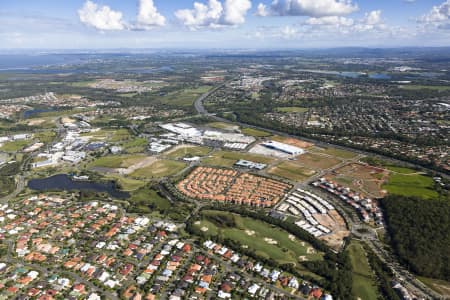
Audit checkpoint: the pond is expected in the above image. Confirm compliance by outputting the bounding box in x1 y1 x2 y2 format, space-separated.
28 174 129 199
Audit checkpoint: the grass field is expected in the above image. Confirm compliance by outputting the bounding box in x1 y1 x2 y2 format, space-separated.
400 85 450 91
88 154 146 169
81 128 132 142
34 131 57 143
275 107 309 113
207 122 238 131
121 138 148 153
0 140 30 152
165 146 211 160
313 147 358 160
202 150 275 168
128 188 171 214
383 169 438 199
418 276 450 297
241 127 272 137
104 174 146 191
296 153 341 170
161 86 211 107
131 159 187 179
196 210 323 265
268 161 315 182
347 241 379 300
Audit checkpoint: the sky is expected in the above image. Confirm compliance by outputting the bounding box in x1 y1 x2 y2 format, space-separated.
0 0 450 49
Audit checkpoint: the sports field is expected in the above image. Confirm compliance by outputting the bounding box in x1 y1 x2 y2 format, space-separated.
347 241 379 300
195 210 323 264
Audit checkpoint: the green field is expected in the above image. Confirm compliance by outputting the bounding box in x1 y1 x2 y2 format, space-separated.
104 174 146 191
241 127 272 137
400 85 450 91
202 150 275 168
207 122 238 130
418 277 450 297
314 147 358 160
195 210 323 265
128 187 171 214
131 160 187 179
383 169 438 199
121 138 148 153
347 241 379 300
0 140 30 152
34 131 57 143
81 128 131 142
88 154 146 169
161 86 211 107
165 146 211 160
268 161 315 182
275 107 309 113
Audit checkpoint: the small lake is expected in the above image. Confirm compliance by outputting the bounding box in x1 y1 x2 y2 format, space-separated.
28 174 129 199
23 108 57 119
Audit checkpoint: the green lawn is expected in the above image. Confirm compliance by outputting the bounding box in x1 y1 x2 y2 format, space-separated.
241 127 272 137
268 161 315 182
383 170 438 199
196 210 323 265
202 150 275 168
275 107 309 113
315 147 358 160
104 174 146 191
161 86 211 107
165 146 211 160
128 187 171 214
130 160 187 179
400 85 450 91
88 154 146 169
121 138 148 153
207 122 237 130
34 131 57 143
347 241 379 300
0 140 30 152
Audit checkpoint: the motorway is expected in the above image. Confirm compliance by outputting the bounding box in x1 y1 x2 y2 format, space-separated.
194 85 445 299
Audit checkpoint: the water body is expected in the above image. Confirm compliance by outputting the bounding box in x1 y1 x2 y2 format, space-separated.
28 174 129 199
23 108 57 119
369 73 391 80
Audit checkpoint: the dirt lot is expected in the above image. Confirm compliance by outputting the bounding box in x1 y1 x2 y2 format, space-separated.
272 136 314 148
314 210 350 251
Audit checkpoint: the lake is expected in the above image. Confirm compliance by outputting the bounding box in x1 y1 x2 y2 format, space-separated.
28 174 130 199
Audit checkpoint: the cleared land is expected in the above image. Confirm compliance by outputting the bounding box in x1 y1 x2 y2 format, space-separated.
383 168 438 199
202 150 275 168
347 241 379 300
271 136 314 149
312 147 358 160
130 159 187 179
268 161 315 182
207 122 239 131
195 210 323 264
326 163 389 198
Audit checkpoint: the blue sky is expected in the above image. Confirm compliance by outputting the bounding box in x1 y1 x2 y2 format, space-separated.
0 0 449 49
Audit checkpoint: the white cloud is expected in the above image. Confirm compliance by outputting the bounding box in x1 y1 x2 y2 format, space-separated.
364 10 381 25
78 0 126 31
305 16 354 26
419 0 450 25
223 0 252 25
262 0 358 18
256 3 269 16
175 0 251 30
135 0 166 29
